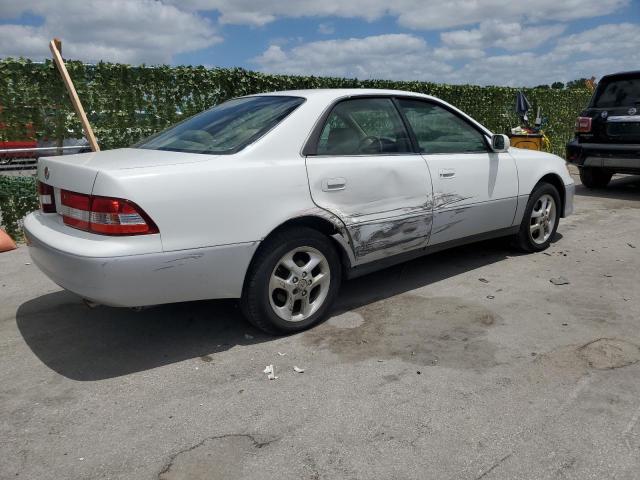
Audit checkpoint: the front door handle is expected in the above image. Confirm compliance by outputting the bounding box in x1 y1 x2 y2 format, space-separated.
439 168 456 179
322 177 346 191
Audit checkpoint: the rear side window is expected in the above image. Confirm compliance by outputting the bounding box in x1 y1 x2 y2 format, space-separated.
316 98 412 155
592 78 640 108
397 99 487 154
136 96 304 155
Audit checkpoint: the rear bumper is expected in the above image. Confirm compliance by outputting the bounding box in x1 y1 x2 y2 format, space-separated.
24 212 258 307
566 140 640 172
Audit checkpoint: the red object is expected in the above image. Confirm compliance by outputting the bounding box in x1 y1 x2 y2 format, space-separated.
58 187 158 235
38 181 56 213
0 117 37 159
0 228 17 252
575 116 592 133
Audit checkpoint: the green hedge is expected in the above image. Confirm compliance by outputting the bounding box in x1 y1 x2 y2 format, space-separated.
0 176 37 239
1 58 591 156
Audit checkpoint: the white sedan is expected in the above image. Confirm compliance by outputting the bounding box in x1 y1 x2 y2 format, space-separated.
25 89 575 333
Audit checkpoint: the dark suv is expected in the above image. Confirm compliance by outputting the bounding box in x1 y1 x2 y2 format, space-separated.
566 71 640 188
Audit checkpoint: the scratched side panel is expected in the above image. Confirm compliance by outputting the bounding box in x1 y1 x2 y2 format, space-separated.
348 211 433 263
424 152 519 246
430 197 518 246
306 154 434 264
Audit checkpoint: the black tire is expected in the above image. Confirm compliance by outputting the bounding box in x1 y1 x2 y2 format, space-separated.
579 167 613 189
515 183 561 253
240 227 342 335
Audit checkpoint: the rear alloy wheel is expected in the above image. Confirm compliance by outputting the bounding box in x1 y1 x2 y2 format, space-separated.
241 227 341 334
516 183 561 252
269 246 331 323
579 167 613 189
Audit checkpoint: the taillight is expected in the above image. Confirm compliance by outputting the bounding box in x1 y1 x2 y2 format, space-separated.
90 196 157 235
38 181 56 213
575 116 592 133
61 190 91 230
60 189 158 235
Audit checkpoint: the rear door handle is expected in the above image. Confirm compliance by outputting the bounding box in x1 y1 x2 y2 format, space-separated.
322 177 346 191
439 168 456 179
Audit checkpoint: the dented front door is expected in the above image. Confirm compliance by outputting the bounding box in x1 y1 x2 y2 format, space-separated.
305 97 433 264
395 98 518 246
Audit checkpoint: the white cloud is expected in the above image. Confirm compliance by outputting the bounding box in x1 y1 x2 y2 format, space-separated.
254 23 640 86
170 0 629 29
253 34 453 81
441 20 566 51
551 23 640 59
0 0 222 64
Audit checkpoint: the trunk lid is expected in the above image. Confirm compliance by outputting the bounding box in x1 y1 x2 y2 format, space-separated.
37 147 214 194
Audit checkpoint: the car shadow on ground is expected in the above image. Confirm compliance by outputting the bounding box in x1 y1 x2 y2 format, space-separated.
16 236 545 382
575 174 640 201
334 235 552 314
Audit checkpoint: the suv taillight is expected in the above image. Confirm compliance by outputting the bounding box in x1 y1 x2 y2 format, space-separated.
60 189 158 235
38 181 56 213
575 116 592 133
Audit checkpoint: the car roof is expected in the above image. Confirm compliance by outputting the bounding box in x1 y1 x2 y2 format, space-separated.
599 70 640 81
249 88 436 102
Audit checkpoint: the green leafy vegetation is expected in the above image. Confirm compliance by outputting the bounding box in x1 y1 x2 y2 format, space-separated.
0 176 37 239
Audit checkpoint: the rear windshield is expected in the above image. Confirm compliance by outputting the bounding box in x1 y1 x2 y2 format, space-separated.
136 96 304 154
591 78 640 108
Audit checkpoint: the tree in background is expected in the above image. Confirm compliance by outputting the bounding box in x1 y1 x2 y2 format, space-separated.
566 78 589 89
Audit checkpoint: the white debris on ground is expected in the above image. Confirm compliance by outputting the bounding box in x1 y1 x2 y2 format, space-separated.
263 365 277 380
293 366 305 373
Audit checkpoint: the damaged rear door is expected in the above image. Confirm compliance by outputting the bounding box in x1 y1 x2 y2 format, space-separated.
305 97 433 264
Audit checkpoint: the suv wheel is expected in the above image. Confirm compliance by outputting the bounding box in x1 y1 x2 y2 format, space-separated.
515 183 561 252
241 227 342 334
579 167 613 189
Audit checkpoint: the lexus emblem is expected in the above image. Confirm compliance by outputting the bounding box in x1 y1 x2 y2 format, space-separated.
629 107 637 115
44 166 50 180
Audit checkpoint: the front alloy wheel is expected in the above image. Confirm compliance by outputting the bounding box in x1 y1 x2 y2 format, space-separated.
516 183 561 252
529 193 556 245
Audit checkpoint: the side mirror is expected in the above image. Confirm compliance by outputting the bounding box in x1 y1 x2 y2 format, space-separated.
491 134 510 153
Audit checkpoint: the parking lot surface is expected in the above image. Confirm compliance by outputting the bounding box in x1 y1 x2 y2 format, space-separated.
2 171 640 479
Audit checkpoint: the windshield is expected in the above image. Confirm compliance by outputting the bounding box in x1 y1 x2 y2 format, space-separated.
591 78 640 108
135 96 304 154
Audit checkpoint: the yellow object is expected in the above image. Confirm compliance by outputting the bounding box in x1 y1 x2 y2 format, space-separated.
509 133 544 151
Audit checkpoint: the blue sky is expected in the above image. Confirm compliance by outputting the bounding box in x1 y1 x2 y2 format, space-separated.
0 0 638 86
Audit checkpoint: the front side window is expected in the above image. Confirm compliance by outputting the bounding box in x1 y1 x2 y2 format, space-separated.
397 99 487 154
316 98 412 155
136 96 304 155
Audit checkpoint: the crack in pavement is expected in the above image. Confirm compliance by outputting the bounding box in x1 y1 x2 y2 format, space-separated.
157 433 278 480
